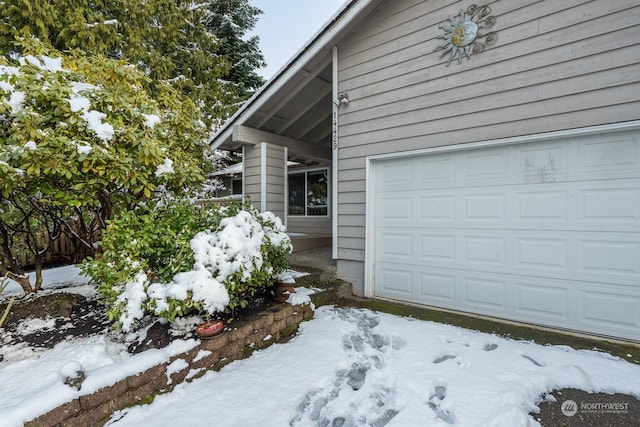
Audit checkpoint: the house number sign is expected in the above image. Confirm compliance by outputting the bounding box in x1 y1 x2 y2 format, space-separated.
332 110 338 150
435 4 498 66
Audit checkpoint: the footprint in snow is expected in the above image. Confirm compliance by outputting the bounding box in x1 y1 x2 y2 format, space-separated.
343 320 391 355
344 333 365 352
370 333 387 350
290 369 349 425
290 367 398 426
521 354 546 367
483 343 498 351
427 384 455 424
428 401 455 424
357 312 380 329
433 353 457 364
432 385 447 400
291 309 400 427
391 335 406 350
347 363 368 391
369 409 400 427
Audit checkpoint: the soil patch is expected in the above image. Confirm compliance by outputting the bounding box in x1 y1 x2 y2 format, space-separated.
1 287 279 358
1 292 111 353
126 291 279 354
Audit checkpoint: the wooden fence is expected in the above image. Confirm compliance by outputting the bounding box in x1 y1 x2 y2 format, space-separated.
15 233 79 269
16 197 242 269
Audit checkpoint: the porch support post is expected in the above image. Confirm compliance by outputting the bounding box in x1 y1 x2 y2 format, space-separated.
284 146 289 230
241 146 247 203
260 142 267 212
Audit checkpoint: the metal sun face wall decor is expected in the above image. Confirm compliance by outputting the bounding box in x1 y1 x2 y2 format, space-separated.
435 4 498 66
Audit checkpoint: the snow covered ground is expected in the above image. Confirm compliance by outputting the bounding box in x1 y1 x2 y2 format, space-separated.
106 306 640 427
2 268 640 426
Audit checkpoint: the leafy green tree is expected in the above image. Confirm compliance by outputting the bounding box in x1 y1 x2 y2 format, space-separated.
203 0 266 96
0 39 208 293
0 0 255 129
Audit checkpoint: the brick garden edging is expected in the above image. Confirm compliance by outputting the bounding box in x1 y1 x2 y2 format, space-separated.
25 303 314 427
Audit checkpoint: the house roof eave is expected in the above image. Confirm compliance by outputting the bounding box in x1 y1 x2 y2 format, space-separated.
210 0 378 151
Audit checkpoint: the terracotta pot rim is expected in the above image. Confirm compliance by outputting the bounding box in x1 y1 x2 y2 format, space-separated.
195 319 224 338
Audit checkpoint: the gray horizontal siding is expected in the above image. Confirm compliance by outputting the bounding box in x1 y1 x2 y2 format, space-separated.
340 226 364 239
243 143 287 218
334 0 640 271
338 204 366 216
265 144 285 219
244 145 262 207
340 8 639 135
339 237 365 250
287 217 331 235
338 215 365 227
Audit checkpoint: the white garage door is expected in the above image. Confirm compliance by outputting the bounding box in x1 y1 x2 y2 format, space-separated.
373 129 640 341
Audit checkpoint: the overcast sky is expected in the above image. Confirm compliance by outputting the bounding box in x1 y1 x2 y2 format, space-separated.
250 0 348 80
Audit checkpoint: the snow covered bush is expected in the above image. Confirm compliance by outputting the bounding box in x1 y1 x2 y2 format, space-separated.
83 200 292 331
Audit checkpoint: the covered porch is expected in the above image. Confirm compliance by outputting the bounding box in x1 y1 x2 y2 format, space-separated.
211 52 337 254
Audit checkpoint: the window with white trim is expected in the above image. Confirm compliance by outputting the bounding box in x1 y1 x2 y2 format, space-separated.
288 168 328 216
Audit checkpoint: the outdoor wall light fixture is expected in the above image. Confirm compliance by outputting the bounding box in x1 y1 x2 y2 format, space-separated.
338 92 349 106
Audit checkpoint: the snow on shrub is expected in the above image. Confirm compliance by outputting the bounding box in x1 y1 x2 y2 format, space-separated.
0 39 209 294
83 200 292 331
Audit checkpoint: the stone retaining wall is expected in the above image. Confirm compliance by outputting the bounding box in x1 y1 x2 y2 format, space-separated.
25 303 314 427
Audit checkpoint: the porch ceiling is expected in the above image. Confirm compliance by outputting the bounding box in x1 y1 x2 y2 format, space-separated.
221 60 333 164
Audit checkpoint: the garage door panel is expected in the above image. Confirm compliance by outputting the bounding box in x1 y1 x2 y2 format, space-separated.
463 193 506 221
516 238 569 271
376 265 413 297
580 239 640 276
378 195 413 221
578 133 640 176
378 229 640 282
463 237 507 267
377 232 413 259
580 187 640 223
518 142 569 183
517 190 570 222
463 149 508 181
515 282 570 320
462 276 508 311
417 155 456 187
373 129 640 341
418 271 456 303
380 184 640 230
580 291 640 330
419 235 455 263
376 159 413 192
420 195 456 221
